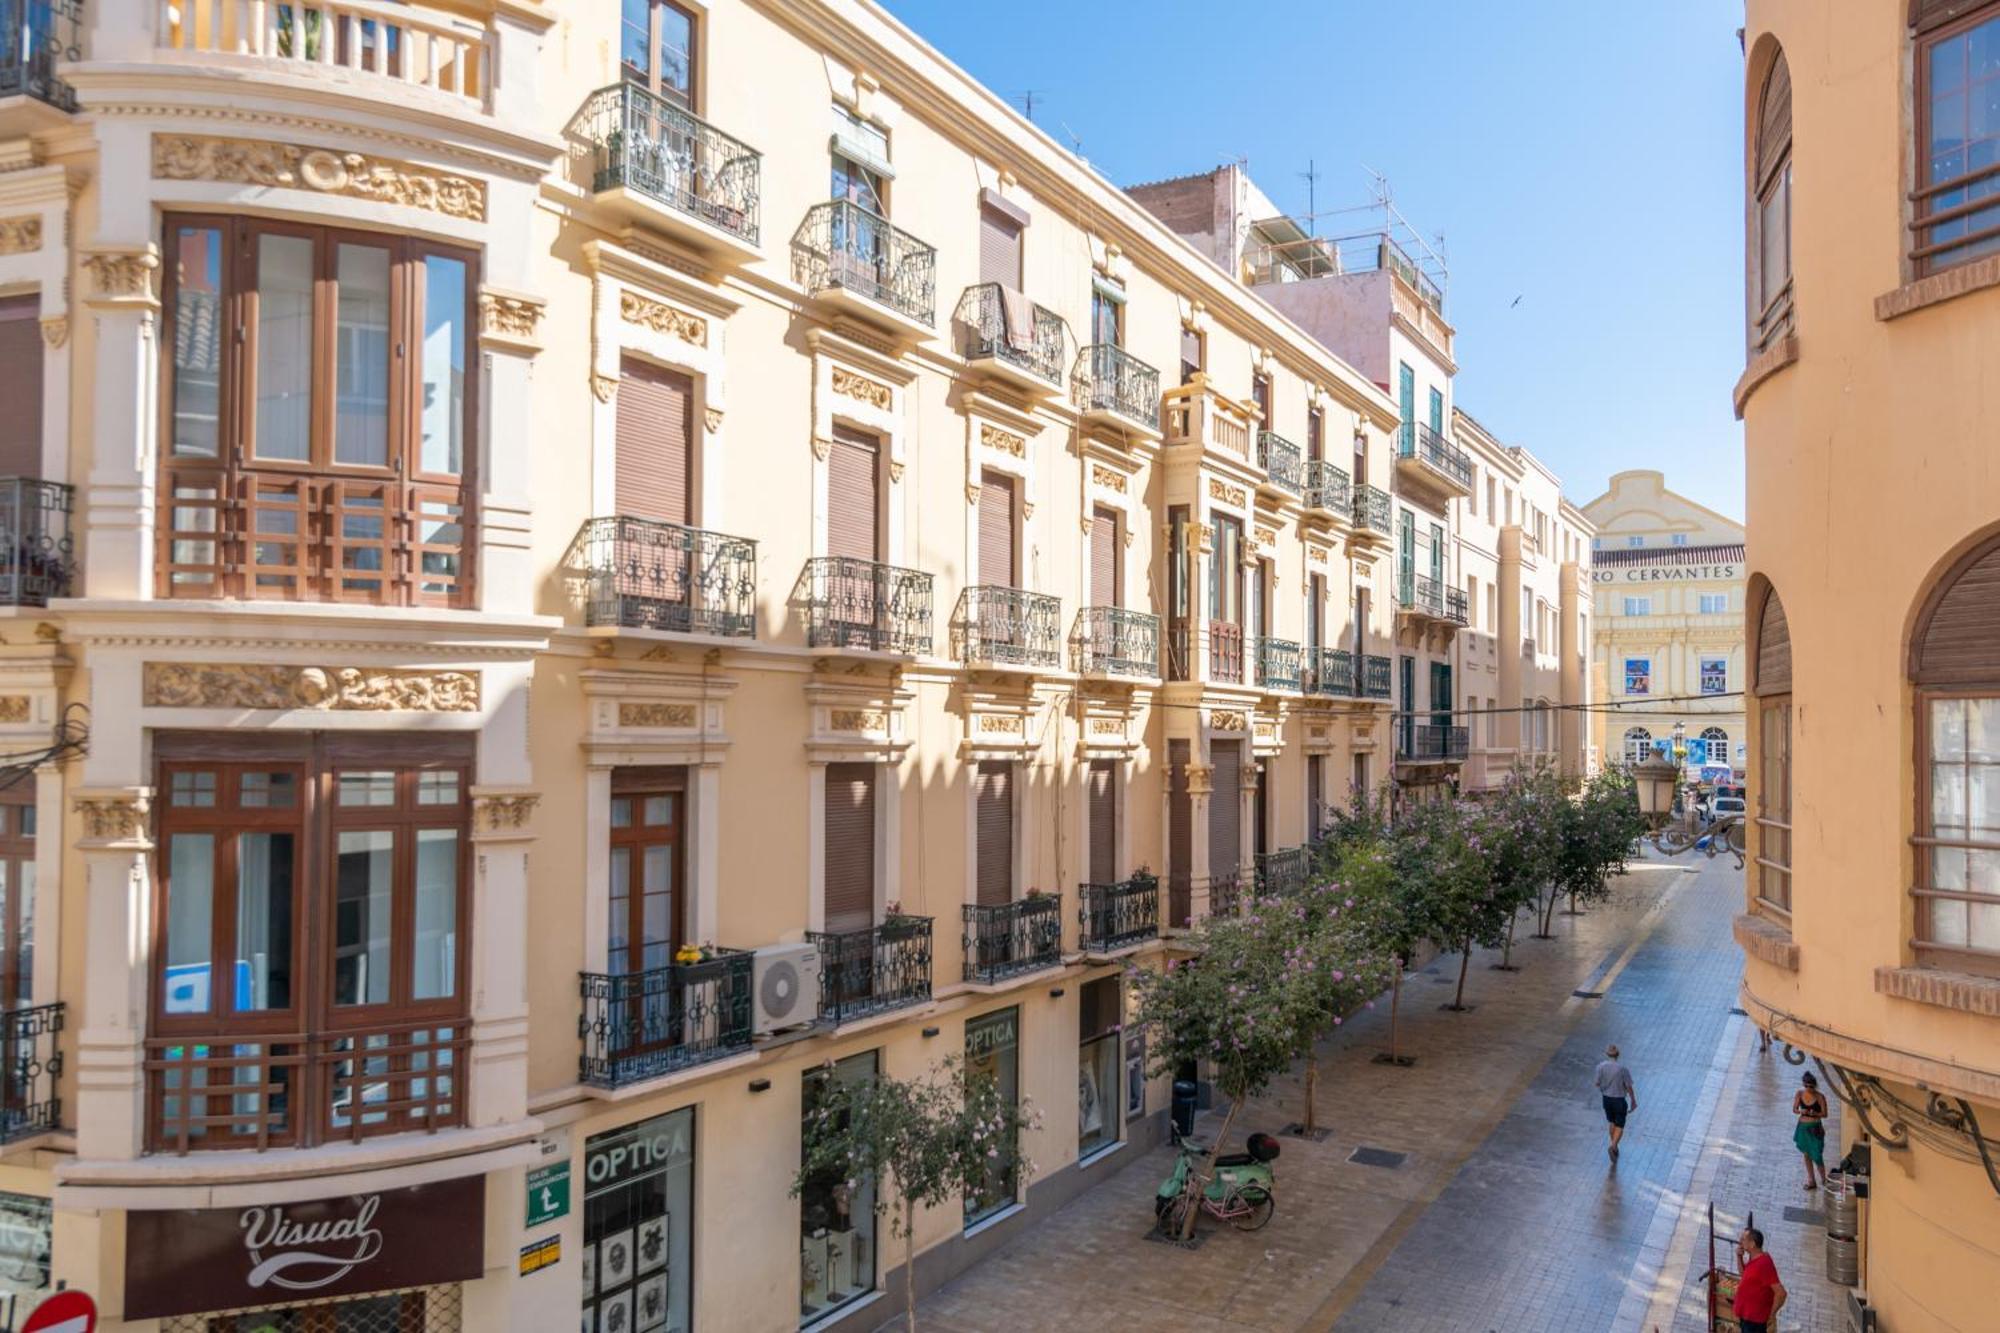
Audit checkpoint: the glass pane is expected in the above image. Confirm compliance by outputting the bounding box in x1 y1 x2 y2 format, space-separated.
164 834 216 1015
338 770 397 806
333 830 394 1006
14 862 32 1006
643 795 672 826
420 257 466 476
170 226 224 459
658 3 693 103
239 771 296 808
236 832 294 1011
620 0 650 80
334 244 392 467
611 798 633 829
413 829 458 1001
171 770 217 808
254 233 314 463
799 1052 878 1321
608 846 631 971
416 771 460 806
641 844 673 971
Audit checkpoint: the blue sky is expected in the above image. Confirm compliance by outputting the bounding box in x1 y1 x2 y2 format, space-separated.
883 0 1748 521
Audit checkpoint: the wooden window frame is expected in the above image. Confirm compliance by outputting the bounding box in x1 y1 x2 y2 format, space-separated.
1750 50 1795 351
608 768 688 977
1911 3 2000 275
0 792 32 1008
1754 695 1793 916
156 214 479 608
621 0 699 110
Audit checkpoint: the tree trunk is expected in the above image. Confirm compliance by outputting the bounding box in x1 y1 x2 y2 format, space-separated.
903 1197 918 1331
1452 940 1472 1009
1389 964 1403 1063
1302 1047 1320 1135
1535 887 1558 937
1178 1096 1241 1240
1500 909 1519 969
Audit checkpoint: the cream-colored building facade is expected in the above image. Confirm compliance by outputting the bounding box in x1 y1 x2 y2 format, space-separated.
1737 3 2000 1329
1582 469 1746 777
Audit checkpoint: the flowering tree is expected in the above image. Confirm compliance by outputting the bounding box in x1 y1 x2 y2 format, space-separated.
1399 798 1513 1012
1264 879 1397 1134
1342 836 1439 1066
1131 914 1300 1238
1536 769 1644 935
795 1056 1036 1331
1476 768 1563 969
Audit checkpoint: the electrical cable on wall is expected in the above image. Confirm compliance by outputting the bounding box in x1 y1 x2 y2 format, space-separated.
0 703 88 794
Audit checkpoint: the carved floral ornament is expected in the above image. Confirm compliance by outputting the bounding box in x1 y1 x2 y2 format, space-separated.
1308 546 1329 565
619 702 696 729
84 249 159 302
75 794 151 843
979 714 1024 735
831 366 893 411
0 697 26 724
705 407 724 434
980 424 1026 458
1089 719 1123 736
0 217 39 255
151 134 487 221
1209 709 1248 731
591 372 618 403
143 663 481 712
39 317 65 348
474 794 540 833
619 289 708 346
1090 463 1128 494
830 708 887 732
478 289 545 341
1255 526 1277 547
1208 478 1248 508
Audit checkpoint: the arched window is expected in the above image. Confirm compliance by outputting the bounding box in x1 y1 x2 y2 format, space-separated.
1751 46 1794 351
1623 727 1653 766
1701 726 1730 766
1910 531 2000 968
1753 587 1793 912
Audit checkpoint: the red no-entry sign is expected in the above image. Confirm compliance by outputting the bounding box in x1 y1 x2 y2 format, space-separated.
21 1290 97 1333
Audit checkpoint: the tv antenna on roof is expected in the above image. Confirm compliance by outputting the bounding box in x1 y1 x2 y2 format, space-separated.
1299 158 1321 232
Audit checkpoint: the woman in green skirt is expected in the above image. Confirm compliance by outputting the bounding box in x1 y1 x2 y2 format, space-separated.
1792 1071 1828 1190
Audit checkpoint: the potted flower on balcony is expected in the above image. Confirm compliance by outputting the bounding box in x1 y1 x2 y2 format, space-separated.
879 901 926 937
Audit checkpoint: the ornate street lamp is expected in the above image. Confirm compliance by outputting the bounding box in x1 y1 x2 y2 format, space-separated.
1632 755 1682 833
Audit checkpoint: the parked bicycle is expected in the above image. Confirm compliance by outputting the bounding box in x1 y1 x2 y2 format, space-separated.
1154 1129 1280 1233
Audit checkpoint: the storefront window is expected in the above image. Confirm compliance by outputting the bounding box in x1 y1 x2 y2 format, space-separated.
583 1109 693 1333
800 1052 878 1324
1078 978 1121 1159
963 1009 1019 1226
0 1192 49 1310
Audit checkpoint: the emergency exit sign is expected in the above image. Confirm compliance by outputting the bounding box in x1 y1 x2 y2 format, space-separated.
526 1161 571 1228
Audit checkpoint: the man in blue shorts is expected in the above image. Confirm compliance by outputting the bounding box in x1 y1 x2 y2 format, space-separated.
1593 1043 1637 1162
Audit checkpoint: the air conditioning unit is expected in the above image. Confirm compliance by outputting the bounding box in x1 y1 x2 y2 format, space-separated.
753 941 823 1035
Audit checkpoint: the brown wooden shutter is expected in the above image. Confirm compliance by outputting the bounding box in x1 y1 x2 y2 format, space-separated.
0 297 42 479
1309 573 1325 654
1755 589 1793 695
1088 759 1115 884
824 763 876 933
975 760 1014 906
979 469 1015 586
827 425 881 561
1307 756 1323 836
978 205 1023 289
1913 537 2000 685
1755 51 1792 187
1167 739 1192 926
1208 740 1241 877
1090 506 1118 606
1911 0 1986 33
614 355 693 524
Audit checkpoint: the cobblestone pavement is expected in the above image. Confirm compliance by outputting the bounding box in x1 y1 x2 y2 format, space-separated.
903 853 1855 1333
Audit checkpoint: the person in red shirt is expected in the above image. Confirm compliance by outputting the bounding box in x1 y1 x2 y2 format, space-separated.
1732 1228 1788 1333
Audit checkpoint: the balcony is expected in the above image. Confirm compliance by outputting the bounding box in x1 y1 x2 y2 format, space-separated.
1304 459 1351 515
0 0 74 124
1311 646 1357 697
1395 422 1474 501
1072 606 1159 679
0 480 74 607
1205 870 1245 919
1254 636 1302 691
962 898 1063 983
1075 344 1162 435
1163 379 1252 458
1254 847 1310 896
1362 653 1393 699
0 1002 61 1145
565 515 756 638
1397 573 1466 634
809 918 933 1026
953 283 1068 395
803 556 934 655
1079 875 1160 954
1397 723 1471 763
1256 431 1304 498
581 82 762 262
1208 620 1245 684
578 950 753 1089
954 586 1061 670
1351 484 1392 543
792 200 936 337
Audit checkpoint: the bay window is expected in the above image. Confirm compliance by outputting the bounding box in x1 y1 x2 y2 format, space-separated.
159 216 476 607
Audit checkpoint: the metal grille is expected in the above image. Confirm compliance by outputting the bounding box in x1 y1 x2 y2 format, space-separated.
161 1283 462 1332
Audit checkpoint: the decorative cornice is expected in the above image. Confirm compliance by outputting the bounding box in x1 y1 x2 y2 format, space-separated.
143 662 481 712
473 793 540 834
151 133 487 221
74 792 151 845
82 246 160 307
832 366 893 411
0 216 39 255
477 286 545 351
619 289 708 346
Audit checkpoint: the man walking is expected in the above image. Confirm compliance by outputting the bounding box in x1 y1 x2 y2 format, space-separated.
1593 1044 1637 1161
1733 1228 1787 1333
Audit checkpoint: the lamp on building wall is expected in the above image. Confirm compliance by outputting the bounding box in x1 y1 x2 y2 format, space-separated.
1632 755 1681 831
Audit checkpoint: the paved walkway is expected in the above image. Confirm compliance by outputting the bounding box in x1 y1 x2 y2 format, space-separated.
900 854 1854 1333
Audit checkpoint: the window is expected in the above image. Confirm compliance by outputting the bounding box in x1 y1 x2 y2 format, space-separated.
1700 726 1731 767
1754 587 1793 913
1627 535 1644 548
1624 597 1652 617
1179 326 1204 385
1623 727 1654 765
1306 406 1324 461
1911 3 2000 275
1909 531 2000 966
149 736 471 1151
609 769 685 974
1593 536 1603 550
159 216 475 606
1671 532 1689 546
0 1192 49 1311
584 1108 694 1333
964 1009 1020 1224
0 795 32 1008
1701 655 1729 695
1624 657 1652 695
0 297 41 479
831 106 889 216
1090 283 1124 347
800 1052 878 1322
1078 977 1121 1159
1486 476 1496 517
1700 593 1730 614
1751 46 1794 346
1427 386 1443 434
1396 363 1415 454
1251 373 1272 430
620 0 697 108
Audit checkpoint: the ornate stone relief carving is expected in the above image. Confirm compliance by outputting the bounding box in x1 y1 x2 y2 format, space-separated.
1022 501 1036 520
619 702 696 728
965 483 981 506
478 289 545 340
1208 478 1247 508
1255 526 1277 547
1308 546 1329 565
1090 463 1127 494
0 697 28 723
1187 762 1213 795
888 460 905 483
1089 719 1123 736
38 316 65 348
619 289 708 346
705 408 724 434
812 435 832 461
1079 516 1094 535
143 663 481 712
1209 709 1248 731
979 714 1024 735
980 424 1026 458
0 217 39 255
75 795 150 842
831 708 887 732
591 372 619 403
84 249 158 301
474 794 540 832
831 366 893 411
152 134 487 221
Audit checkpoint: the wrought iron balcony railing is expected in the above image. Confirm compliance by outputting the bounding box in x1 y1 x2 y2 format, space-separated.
1074 343 1161 430
1206 871 1245 919
1362 652 1393 699
582 82 761 244
0 1002 60 1145
578 950 753 1089
1 1 75 111
1072 606 1159 678
803 556 934 654
565 515 756 637
963 898 1063 983
1255 635 1301 691
1352 484 1392 536
1402 422 1474 490
1398 723 1470 762
792 200 936 326
1315 647 1357 697
1256 431 1304 496
1254 847 1310 897
953 283 1066 386
1444 585 1469 625
1400 572 1446 618
808 918 933 1026
0 480 74 608
1079 874 1160 953
954 585 1061 669
1166 618 1194 682
1305 459 1351 513
1208 620 1244 683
